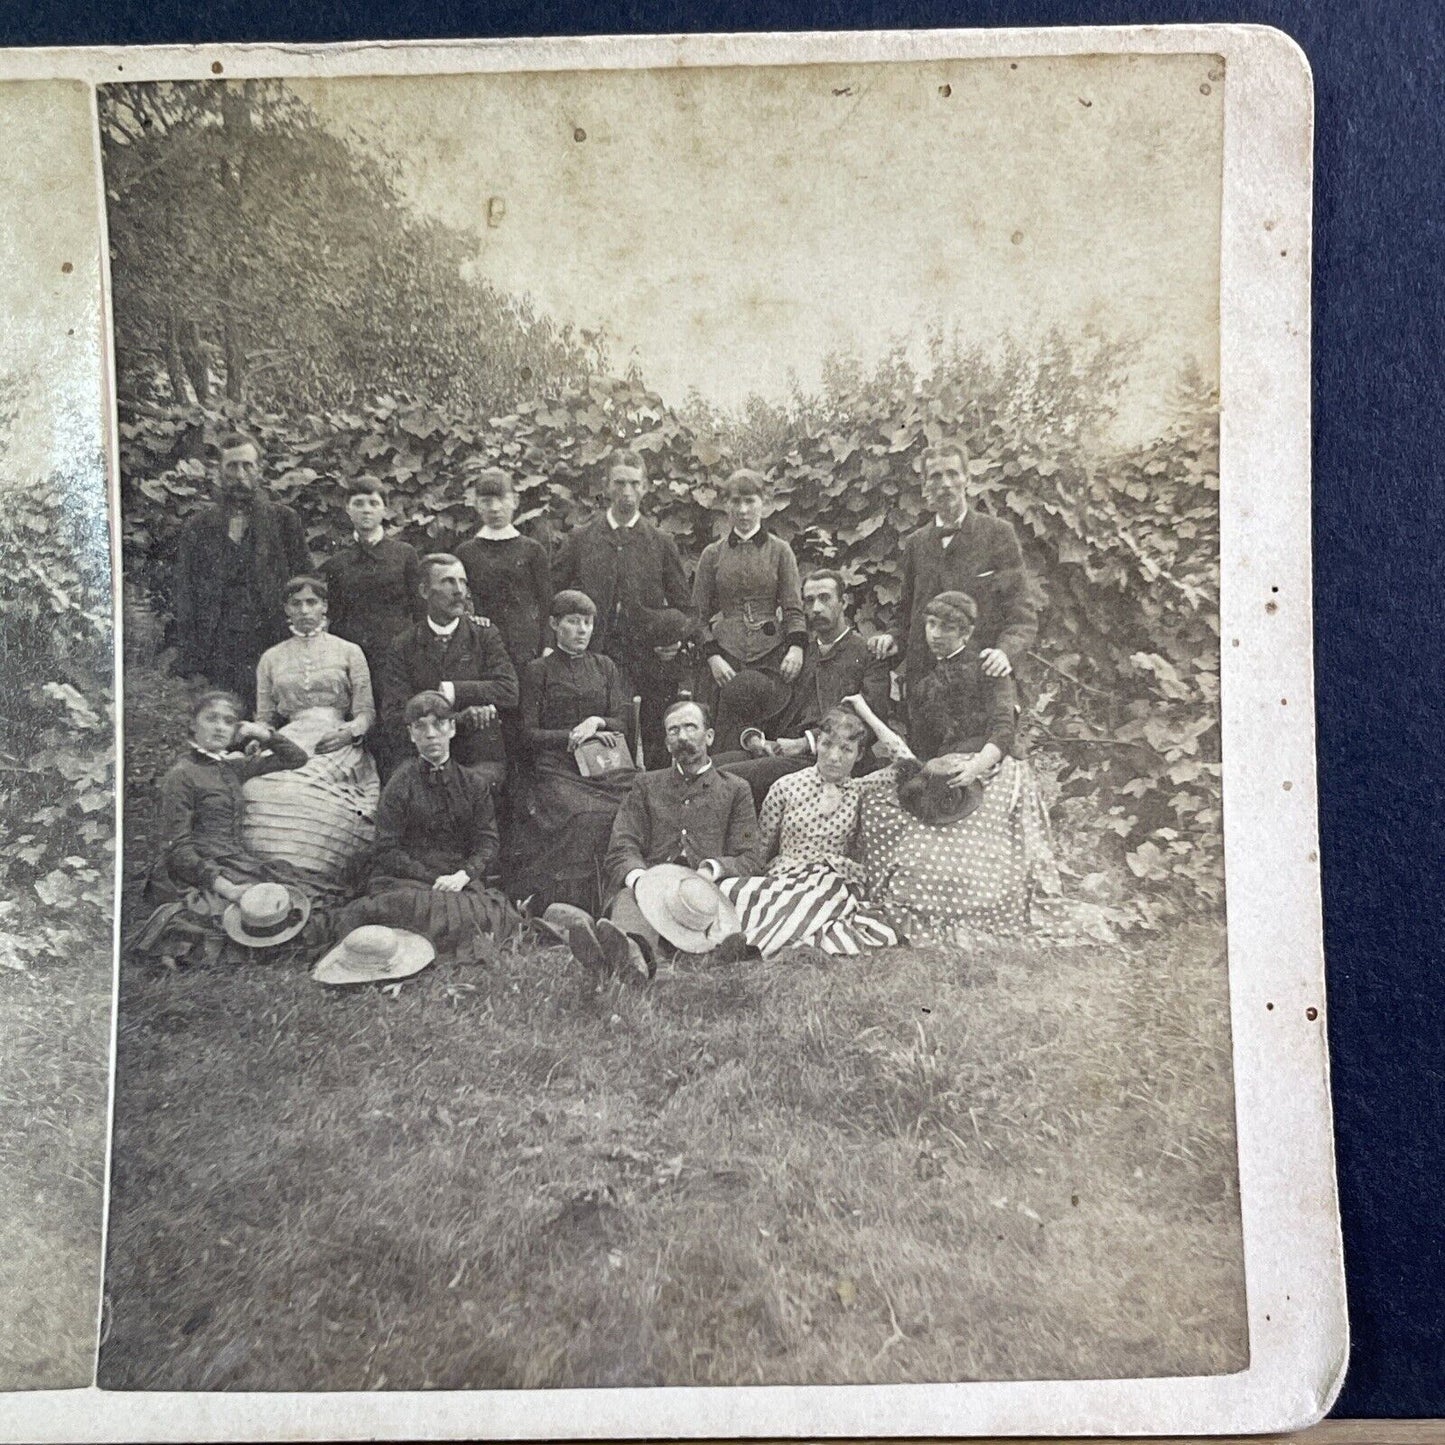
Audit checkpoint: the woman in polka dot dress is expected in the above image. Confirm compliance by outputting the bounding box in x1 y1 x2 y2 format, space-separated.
847 591 1058 940
718 707 897 957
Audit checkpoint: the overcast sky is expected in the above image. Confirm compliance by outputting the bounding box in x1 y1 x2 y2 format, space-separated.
0 81 104 484
296 53 1222 442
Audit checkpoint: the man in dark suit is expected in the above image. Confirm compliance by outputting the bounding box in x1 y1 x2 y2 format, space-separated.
171 430 310 707
377 554 519 789
869 440 1039 688
718 568 894 805
552 448 697 764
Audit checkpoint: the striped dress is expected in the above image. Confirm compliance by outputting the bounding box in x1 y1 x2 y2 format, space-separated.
719 766 896 957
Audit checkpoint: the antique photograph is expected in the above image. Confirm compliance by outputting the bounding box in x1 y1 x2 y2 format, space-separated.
0 78 113 1389
98 52 1247 1392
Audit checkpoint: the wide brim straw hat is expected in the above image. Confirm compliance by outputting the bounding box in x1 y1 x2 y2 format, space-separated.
633 863 742 954
221 881 312 949
312 925 436 986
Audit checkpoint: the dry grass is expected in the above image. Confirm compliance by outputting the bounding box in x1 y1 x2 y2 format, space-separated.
0 950 110 1387
100 658 1247 1391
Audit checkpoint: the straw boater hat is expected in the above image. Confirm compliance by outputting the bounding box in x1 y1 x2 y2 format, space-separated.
221 881 311 949
312 925 436 986
633 864 742 953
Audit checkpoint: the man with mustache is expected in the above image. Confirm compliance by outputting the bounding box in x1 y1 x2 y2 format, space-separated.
718 569 893 805
377 554 519 788
868 440 1039 690
171 430 310 708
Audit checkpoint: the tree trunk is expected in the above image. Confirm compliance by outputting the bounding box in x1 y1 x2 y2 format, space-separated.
223 312 246 403
178 319 210 404
218 83 252 404
163 310 191 404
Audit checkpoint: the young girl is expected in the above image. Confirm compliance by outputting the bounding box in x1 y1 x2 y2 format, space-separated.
691 468 807 752
454 468 553 673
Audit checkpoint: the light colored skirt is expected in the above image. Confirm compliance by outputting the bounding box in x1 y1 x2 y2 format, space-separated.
720 861 898 958
859 756 1059 939
242 709 380 883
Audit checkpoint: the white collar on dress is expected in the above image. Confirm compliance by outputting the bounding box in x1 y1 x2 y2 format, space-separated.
475 524 520 540
607 509 641 530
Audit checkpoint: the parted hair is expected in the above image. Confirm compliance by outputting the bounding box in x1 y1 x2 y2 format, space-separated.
216 429 262 458
921 440 968 470
607 449 649 483
723 467 769 500
802 568 848 601
419 552 464 587
663 696 713 730
404 690 455 725
283 574 328 603
816 705 869 751
345 474 387 500
188 688 244 724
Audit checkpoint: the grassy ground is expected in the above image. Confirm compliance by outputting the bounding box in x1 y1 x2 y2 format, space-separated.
100 659 1248 1391
0 945 110 1387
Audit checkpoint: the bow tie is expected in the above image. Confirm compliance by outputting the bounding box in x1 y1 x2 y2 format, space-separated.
936 525 960 543
728 530 766 548
423 760 451 784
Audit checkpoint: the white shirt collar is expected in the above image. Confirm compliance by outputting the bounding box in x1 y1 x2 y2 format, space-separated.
675 759 713 782
475 524 520 540
427 615 461 637
943 640 972 662
607 509 641 530
935 507 969 533
353 530 385 546
190 742 233 763
815 624 852 655
732 524 763 542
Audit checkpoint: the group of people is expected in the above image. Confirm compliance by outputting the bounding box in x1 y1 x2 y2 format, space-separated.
135 428 1058 978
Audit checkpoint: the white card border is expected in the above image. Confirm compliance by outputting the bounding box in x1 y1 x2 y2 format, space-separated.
0 23 1342 1440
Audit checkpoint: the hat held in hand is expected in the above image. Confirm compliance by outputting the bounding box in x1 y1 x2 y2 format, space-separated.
633 863 742 954
312 925 436 985
221 882 311 949
895 758 984 827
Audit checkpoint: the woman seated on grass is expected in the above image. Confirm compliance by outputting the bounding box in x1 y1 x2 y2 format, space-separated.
846 590 1058 939
718 706 897 957
333 690 503 962
507 589 635 914
129 689 310 964
242 574 380 884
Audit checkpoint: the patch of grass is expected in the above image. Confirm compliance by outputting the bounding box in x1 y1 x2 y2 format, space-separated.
0 950 110 1387
101 659 1246 1390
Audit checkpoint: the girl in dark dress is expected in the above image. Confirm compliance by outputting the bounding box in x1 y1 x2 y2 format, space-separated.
454 468 553 672
508 589 636 914
128 689 311 963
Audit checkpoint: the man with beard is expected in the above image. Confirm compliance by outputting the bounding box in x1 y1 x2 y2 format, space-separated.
868 440 1039 690
717 568 893 806
552 449 696 763
171 430 310 707
377 554 519 788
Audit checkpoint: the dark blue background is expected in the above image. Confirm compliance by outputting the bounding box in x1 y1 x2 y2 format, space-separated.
7 0 1441 1418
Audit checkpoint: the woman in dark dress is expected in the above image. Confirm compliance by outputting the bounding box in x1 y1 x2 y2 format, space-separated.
508 589 636 913
849 591 1058 937
454 468 553 672
128 689 311 963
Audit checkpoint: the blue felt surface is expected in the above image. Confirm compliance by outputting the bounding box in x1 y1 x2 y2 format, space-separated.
4 0 1442 1417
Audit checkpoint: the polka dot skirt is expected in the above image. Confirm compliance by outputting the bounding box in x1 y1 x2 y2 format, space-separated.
859 757 1059 938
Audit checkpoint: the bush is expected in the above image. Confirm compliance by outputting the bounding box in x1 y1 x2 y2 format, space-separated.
118 364 1220 930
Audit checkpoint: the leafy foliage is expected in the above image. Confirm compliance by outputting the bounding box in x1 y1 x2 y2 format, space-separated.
0 402 115 954
118 342 1221 929
100 81 606 412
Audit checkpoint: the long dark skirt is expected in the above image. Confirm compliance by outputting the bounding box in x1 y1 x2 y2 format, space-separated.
506 753 635 914
334 876 511 963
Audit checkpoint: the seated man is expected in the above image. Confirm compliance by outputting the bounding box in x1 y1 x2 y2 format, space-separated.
718 568 893 807
333 690 502 962
550 699 762 979
378 552 519 787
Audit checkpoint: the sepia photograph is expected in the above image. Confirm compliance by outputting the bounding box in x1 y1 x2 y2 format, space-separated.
0 78 114 1390
96 51 1248 1394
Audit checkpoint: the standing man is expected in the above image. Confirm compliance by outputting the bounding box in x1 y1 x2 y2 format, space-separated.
319 476 424 685
552 449 696 763
377 554 519 790
869 440 1039 688
718 568 893 804
172 430 310 707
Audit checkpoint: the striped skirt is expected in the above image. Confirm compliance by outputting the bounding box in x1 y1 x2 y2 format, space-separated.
241 710 379 884
719 862 898 958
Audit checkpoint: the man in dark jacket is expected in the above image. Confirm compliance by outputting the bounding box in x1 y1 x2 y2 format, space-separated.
869 440 1039 688
718 568 894 804
377 554 519 788
552 449 697 764
171 430 310 706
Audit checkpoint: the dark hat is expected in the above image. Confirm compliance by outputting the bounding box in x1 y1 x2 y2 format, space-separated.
630 605 695 648
896 759 983 827
717 665 792 728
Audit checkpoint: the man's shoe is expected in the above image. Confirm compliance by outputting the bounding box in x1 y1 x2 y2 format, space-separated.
701 931 753 965
598 919 652 985
564 922 608 978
